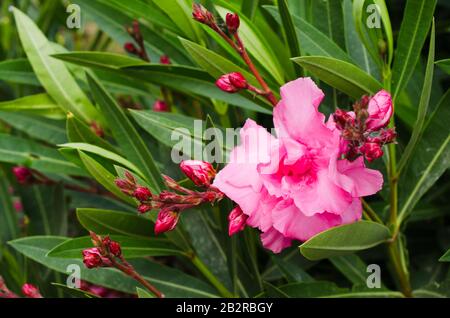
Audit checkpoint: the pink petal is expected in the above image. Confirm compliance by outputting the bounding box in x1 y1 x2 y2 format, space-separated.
260 227 292 253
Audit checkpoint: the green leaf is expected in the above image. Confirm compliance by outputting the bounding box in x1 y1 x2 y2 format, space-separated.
11 7 101 124
0 170 19 241
265 6 352 63
398 90 450 223
0 133 86 176
9 236 219 297
0 94 64 119
0 111 67 144
391 0 437 100
136 287 154 298
59 143 141 177
78 151 136 205
342 0 379 78
47 235 184 259
329 255 368 286
311 0 346 50
439 249 450 262
66 116 117 153
52 52 146 69
215 5 285 85
76 208 154 239
299 221 391 261
86 73 164 192
292 56 382 98
436 59 450 75
0 58 40 86
51 283 98 298
397 21 435 173
270 255 313 283
277 0 302 76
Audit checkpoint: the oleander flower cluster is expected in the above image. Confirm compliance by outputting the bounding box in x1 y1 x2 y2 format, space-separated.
214 77 391 253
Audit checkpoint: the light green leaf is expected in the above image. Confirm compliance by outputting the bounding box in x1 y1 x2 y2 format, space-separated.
11 7 101 124
0 170 19 241
292 56 382 98
136 287 155 298
299 221 391 260
436 59 450 75
0 94 64 120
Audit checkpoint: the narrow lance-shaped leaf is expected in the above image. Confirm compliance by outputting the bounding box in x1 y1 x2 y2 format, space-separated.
11 7 102 124
397 21 435 173
391 0 437 100
292 56 382 98
299 221 391 261
0 93 64 120
86 73 164 192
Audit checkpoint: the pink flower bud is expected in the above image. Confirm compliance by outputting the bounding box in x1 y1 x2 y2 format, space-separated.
12 166 33 184
379 128 397 144
115 178 135 196
153 100 168 112
180 160 216 186
366 90 393 131
138 204 152 214
228 206 247 236
82 248 110 269
124 42 138 54
361 142 384 162
160 55 171 65
192 3 214 25
228 72 248 89
21 284 42 298
133 187 152 202
155 210 180 235
226 13 240 33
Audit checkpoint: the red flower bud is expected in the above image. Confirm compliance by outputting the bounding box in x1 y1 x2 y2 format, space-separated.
153 100 168 112
180 160 216 187
133 187 152 202
155 210 180 235
226 13 240 33
228 206 247 236
115 178 135 196
361 142 384 162
12 166 33 184
160 55 171 65
108 241 122 257
333 109 354 130
137 204 152 214
124 42 138 54
192 3 214 25
228 72 248 89
21 284 42 298
216 73 247 93
379 128 397 144
82 247 111 269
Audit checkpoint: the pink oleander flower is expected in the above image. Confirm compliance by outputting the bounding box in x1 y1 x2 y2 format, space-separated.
213 77 384 253
82 247 111 269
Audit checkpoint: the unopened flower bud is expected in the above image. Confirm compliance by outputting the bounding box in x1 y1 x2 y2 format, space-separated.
133 187 152 202
192 3 214 25
21 284 42 298
82 247 111 269
226 13 240 33
361 142 384 162
115 178 135 196
180 160 216 187
12 166 33 184
333 109 354 130
228 206 247 236
216 73 247 93
365 90 393 131
124 42 138 54
155 210 180 235
380 128 397 144
153 100 168 112
160 55 171 65
108 241 122 257
138 204 152 214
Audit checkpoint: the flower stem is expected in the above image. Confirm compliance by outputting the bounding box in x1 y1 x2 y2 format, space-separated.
190 253 234 298
387 240 413 297
362 199 383 224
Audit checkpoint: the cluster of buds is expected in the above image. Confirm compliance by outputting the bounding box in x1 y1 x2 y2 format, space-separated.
116 160 223 235
82 233 121 269
0 276 42 298
192 4 278 106
333 91 396 162
124 20 149 61
82 232 164 298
